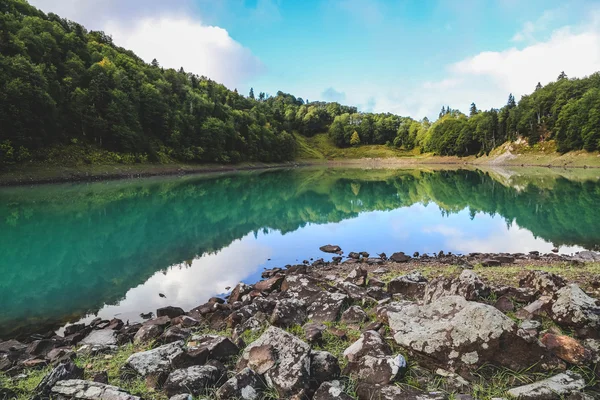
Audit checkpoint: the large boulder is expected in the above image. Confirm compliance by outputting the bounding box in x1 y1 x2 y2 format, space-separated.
320 245 341 253
388 296 556 372
551 284 600 337
34 362 83 398
163 363 225 397
124 341 185 387
51 380 140 400
387 271 428 299
506 371 585 399
389 252 411 263
423 270 490 303
237 326 311 397
215 367 265 399
157 306 185 319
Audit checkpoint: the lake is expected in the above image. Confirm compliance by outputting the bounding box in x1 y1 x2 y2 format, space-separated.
1 166 599 339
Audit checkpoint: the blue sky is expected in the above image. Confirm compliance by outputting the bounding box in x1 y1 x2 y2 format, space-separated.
31 0 600 119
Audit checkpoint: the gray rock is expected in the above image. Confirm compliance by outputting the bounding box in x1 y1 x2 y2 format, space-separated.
388 296 556 371
169 395 192 400
345 266 368 286
269 298 307 328
80 330 117 347
188 335 239 362
551 284 600 336
35 362 83 398
237 326 311 397
520 270 566 295
389 252 411 263
215 367 265 399
340 306 368 325
310 350 341 383
520 320 542 331
133 324 162 344
343 330 391 363
303 322 327 344
506 371 585 399
124 341 185 387
308 292 348 323
424 270 490 303
387 271 428 298
320 245 342 253
161 326 191 344
51 380 140 400
344 353 407 385
313 381 353 400
356 384 447 400
163 364 224 397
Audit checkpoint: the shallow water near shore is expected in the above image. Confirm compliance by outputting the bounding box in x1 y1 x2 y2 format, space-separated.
1 166 599 339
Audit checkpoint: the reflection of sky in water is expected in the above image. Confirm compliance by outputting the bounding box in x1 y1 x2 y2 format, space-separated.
77 203 585 325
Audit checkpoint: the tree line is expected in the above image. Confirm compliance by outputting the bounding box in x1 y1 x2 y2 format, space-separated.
1 0 599 165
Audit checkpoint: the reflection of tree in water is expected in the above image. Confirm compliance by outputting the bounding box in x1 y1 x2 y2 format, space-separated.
0 168 598 338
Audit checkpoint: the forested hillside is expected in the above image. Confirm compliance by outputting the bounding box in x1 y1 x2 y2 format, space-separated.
1 0 599 166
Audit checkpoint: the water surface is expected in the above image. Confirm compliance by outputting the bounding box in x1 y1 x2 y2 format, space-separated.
1 167 599 339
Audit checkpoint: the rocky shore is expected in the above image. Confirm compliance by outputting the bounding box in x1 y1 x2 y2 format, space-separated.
2 248 600 399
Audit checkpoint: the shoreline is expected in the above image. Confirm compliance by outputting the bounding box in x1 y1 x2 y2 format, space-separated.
1 156 600 187
2 248 600 399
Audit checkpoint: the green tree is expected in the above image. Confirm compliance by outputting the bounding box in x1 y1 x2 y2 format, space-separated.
350 131 361 146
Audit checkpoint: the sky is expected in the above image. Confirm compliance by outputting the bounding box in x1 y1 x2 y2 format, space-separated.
29 0 600 120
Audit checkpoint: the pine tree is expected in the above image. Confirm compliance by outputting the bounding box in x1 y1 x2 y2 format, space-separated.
535 82 542 91
507 94 516 108
249 88 255 99
350 131 361 146
439 106 446 119
151 58 159 68
469 103 478 116
557 71 567 81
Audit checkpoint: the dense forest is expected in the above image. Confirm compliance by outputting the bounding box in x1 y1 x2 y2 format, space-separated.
1 0 600 165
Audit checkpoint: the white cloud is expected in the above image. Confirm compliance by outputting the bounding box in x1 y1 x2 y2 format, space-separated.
106 17 265 89
512 8 562 43
340 9 600 120
29 0 264 89
322 87 347 102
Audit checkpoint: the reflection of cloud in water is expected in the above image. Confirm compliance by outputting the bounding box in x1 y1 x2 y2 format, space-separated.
78 237 271 324
422 215 585 255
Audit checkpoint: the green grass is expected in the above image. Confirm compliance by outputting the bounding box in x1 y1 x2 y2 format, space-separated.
0 367 51 400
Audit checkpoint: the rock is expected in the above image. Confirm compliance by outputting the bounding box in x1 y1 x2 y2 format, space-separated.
389 252 411 263
169 395 192 400
521 320 542 332
124 341 185 387
365 258 384 265
356 384 447 400
254 276 284 292
28 339 57 358
133 324 163 344
341 306 368 325
157 306 185 319
320 245 342 253
34 362 83 397
269 298 307 328
337 281 367 301
64 324 86 337
237 326 311 396
308 292 348 323
493 286 537 303
494 295 515 313
481 259 501 267
366 287 390 301
303 323 326 344
51 380 140 400
551 284 600 337
515 296 553 320
328 327 348 341
520 270 567 295
343 331 391 363
387 271 428 298
80 330 117 347
368 278 385 288
344 354 407 385
346 266 368 286
506 371 585 399
540 334 591 365
281 275 328 302
388 296 556 371
92 371 109 384
313 381 353 400
348 252 360 259
583 339 600 363
187 335 239 362
163 363 224 397
160 327 191 344
46 347 75 364
171 316 200 328
215 367 265 399
229 283 252 304
424 270 490 303
310 350 341 383
372 267 389 274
